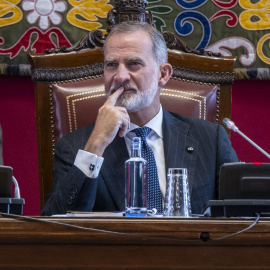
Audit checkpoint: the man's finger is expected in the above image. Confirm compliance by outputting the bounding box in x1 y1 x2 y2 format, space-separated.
106 87 124 106
119 121 129 137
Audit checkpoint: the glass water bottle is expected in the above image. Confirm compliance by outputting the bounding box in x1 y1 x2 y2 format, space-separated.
125 137 147 216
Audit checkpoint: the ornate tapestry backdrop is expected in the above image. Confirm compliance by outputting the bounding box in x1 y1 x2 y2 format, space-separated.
0 0 270 79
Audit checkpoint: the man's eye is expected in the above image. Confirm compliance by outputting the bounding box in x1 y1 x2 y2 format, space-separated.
129 62 141 66
106 62 117 68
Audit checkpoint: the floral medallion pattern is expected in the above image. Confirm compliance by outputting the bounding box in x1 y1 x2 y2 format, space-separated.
22 0 67 30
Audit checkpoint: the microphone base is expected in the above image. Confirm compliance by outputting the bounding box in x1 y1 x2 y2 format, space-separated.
203 199 270 217
0 198 25 215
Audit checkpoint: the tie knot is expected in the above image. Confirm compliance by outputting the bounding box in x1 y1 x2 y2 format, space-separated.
134 127 151 140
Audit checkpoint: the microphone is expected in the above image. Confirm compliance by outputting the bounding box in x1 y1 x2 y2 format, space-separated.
223 118 270 159
12 176 20 199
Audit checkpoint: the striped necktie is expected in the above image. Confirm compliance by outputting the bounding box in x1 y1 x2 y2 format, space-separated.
134 127 163 213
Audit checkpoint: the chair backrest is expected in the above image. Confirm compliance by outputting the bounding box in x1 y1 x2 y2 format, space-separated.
28 1 236 210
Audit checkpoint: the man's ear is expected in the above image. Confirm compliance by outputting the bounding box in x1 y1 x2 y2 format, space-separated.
158 63 173 87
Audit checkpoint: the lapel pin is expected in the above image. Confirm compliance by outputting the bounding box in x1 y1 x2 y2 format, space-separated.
187 146 194 153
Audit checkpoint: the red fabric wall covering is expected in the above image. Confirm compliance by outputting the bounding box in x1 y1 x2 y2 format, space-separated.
0 75 39 215
231 80 270 163
0 76 269 215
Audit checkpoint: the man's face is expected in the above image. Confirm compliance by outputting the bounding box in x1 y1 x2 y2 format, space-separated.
104 30 160 112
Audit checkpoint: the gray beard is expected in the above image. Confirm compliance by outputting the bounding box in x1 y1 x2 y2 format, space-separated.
115 78 159 112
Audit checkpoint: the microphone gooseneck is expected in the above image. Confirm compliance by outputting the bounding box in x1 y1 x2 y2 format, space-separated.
12 176 20 199
223 118 270 159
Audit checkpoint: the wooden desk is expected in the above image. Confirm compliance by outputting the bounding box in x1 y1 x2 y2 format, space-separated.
0 216 270 269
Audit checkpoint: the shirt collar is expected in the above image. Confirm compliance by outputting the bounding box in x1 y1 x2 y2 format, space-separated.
124 105 163 139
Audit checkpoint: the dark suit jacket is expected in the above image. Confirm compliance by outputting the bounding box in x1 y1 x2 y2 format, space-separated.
41 109 238 216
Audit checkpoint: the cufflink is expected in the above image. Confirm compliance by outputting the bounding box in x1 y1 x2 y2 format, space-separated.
89 164 95 171
67 198 72 205
187 146 194 153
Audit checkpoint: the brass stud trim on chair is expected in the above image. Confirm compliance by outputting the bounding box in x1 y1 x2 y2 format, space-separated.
161 88 205 120
168 76 220 123
49 84 56 157
66 89 105 132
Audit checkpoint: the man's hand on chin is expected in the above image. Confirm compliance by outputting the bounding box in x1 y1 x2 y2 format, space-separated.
83 87 130 156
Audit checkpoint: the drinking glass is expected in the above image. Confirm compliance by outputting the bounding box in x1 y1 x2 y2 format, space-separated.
163 168 192 217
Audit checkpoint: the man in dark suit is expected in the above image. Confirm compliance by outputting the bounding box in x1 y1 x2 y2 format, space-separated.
41 22 238 216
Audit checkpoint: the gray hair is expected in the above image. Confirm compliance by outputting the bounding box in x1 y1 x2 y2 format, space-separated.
104 22 168 66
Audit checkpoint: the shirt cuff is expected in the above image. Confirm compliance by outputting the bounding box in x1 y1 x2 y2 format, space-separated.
74 149 104 178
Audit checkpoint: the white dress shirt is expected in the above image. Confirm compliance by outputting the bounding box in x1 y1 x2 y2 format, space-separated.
74 105 166 200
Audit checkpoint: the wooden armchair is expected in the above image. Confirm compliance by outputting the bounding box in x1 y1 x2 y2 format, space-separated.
28 0 236 210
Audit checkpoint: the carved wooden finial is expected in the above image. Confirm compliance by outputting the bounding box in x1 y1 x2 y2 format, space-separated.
106 0 154 32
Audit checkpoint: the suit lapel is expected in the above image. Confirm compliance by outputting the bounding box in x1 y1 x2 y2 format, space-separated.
162 110 199 194
101 136 129 210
